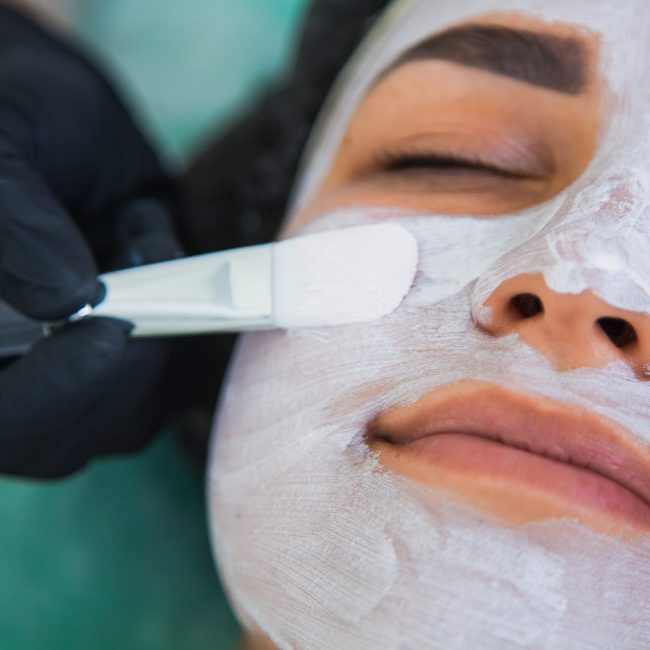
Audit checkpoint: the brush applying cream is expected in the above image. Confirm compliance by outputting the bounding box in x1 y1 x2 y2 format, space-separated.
0 223 418 352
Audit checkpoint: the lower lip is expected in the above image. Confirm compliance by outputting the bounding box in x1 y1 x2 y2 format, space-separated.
375 433 650 531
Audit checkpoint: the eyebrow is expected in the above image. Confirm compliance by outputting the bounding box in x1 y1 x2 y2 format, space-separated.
387 25 588 94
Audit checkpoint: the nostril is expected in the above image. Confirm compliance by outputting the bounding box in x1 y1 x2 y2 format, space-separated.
596 317 638 348
509 293 544 320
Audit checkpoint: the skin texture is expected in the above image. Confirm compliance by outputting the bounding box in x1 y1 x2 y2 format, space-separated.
211 4 650 648
287 14 615 529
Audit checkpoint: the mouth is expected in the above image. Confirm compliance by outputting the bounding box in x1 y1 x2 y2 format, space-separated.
366 381 650 534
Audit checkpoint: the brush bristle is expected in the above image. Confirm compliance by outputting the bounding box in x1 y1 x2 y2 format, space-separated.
272 224 418 328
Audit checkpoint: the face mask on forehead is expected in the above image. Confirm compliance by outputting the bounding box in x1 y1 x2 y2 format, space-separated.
209 1 650 648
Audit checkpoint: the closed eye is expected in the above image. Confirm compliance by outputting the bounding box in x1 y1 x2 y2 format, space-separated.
377 151 540 180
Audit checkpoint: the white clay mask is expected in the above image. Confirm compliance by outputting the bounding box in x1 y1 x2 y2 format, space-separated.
208 1 650 648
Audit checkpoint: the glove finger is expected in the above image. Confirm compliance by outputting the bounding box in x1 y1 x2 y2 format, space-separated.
33 338 173 478
102 197 184 271
0 317 131 476
0 140 102 321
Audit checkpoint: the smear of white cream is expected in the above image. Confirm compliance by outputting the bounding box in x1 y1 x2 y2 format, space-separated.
208 0 650 648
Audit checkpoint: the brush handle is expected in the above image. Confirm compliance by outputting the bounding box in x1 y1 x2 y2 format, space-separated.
90 244 273 336
0 245 276 356
0 296 277 358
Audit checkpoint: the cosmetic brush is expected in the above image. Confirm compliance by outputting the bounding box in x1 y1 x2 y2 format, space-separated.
0 223 418 356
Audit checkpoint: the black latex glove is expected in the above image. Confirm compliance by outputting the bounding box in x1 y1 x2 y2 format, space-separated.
0 6 183 478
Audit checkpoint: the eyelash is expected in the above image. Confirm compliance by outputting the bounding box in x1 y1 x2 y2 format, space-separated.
376 150 526 180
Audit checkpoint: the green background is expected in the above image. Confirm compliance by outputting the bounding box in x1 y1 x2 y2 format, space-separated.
0 1 308 648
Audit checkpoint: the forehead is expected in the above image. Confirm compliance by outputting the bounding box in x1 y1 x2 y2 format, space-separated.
291 0 645 215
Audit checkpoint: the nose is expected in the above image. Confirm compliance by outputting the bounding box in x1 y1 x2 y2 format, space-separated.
475 273 650 379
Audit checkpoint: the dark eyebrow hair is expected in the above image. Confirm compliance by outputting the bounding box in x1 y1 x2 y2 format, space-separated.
387 24 588 94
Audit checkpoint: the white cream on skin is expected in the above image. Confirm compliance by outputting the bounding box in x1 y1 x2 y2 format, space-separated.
208 1 650 647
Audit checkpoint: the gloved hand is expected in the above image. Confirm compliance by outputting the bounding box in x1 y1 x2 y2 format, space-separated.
0 6 184 478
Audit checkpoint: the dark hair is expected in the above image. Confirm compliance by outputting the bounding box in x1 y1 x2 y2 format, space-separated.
176 0 392 460
181 0 392 253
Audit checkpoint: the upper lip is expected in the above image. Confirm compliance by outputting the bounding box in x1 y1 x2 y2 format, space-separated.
366 381 650 509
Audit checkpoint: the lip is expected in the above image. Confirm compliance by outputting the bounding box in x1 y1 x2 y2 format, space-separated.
366 381 650 532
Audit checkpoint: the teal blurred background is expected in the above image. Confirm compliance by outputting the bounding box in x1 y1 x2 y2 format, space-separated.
0 1 309 648
78 0 309 164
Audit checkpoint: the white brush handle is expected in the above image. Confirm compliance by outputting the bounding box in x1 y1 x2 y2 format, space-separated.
0 244 276 355
92 244 274 336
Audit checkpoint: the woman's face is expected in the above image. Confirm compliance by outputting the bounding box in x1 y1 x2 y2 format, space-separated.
209 1 650 647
